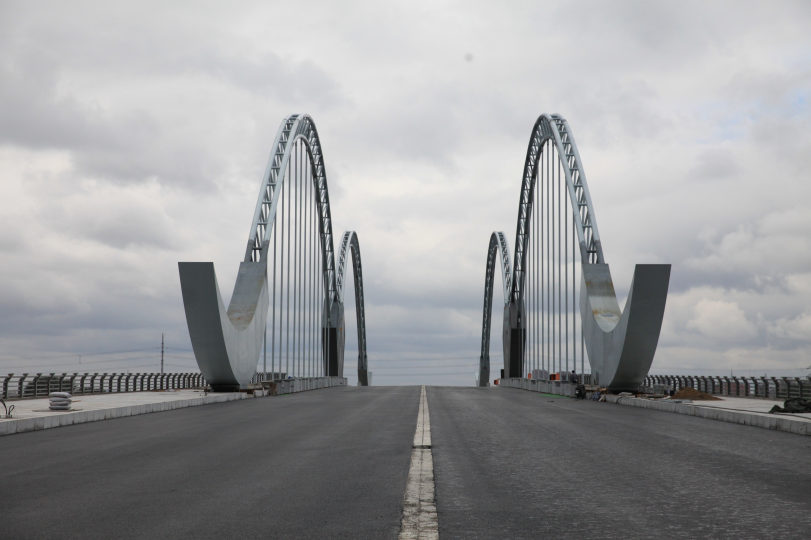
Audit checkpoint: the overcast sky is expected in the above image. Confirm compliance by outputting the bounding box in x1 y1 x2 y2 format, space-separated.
1 0 810 385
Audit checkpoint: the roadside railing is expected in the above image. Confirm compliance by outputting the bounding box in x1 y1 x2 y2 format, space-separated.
644 375 811 400
1 372 206 400
252 372 287 384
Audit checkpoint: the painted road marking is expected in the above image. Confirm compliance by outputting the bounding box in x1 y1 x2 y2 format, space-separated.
399 386 439 539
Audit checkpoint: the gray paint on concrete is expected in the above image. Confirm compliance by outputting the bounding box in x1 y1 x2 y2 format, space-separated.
0 386 419 540
581 263 670 391
178 256 268 390
429 386 811 540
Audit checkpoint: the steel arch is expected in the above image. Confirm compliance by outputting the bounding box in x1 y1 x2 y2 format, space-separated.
512 114 602 306
179 114 348 390
247 114 337 310
336 231 370 385
484 113 670 390
477 232 511 387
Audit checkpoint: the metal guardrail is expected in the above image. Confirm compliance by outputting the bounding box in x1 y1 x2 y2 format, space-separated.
1 372 206 400
252 372 287 384
644 375 811 400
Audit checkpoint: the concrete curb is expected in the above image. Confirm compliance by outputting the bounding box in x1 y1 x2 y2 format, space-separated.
605 395 811 437
0 392 247 437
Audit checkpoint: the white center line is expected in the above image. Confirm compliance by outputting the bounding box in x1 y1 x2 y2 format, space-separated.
399 386 439 539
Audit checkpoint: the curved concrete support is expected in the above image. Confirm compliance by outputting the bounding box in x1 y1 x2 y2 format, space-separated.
580 263 671 391
178 246 269 391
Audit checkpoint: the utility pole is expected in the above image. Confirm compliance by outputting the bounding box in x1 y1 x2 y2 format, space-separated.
161 333 164 375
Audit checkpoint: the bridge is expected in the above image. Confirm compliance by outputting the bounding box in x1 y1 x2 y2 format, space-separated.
0 114 808 539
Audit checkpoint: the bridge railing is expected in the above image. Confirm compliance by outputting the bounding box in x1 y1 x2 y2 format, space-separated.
1 372 207 400
644 375 811 400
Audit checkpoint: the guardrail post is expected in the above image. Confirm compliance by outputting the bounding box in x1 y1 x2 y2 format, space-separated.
30 373 42 398
18 373 27 399
2 373 11 400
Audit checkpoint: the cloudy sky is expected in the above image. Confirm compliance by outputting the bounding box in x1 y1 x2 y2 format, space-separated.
1 0 810 385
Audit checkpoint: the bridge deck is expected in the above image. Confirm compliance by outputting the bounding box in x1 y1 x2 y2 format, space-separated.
1 386 809 539
430 386 811 539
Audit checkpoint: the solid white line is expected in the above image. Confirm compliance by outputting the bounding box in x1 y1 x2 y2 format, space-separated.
399 386 439 539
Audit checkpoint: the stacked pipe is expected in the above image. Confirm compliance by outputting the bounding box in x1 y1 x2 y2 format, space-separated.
49 392 72 411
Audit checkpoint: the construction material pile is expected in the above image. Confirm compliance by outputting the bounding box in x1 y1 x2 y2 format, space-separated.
49 392 72 411
671 388 722 401
769 398 811 414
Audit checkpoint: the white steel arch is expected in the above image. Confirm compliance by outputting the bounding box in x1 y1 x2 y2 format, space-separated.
477 232 511 387
480 114 670 390
336 231 370 385
179 114 369 389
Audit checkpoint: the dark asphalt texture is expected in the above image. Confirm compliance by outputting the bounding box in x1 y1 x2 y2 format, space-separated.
0 386 419 540
429 386 811 540
4 386 811 539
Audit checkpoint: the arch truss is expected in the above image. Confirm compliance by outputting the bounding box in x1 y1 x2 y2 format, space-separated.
179 114 371 390
478 114 670 391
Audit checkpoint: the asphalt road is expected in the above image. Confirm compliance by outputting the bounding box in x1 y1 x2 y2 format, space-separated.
3 386 811 539
0 386 419 540
429 386 811 540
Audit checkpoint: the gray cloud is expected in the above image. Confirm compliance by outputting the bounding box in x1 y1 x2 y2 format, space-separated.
1 0 811 384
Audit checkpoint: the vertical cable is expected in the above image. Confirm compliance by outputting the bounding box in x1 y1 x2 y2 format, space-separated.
311 159 316 378
305 149 310 379
285 147 291 380
556 146 563 378
304 145 309 380
292 142 297 379
271 201 277 380
564 157 568 377
534 162 539 378
295 141 301 379
572 208 583 384
538 146 548 378
546 139 555 375
300 144 306 380
302 150 307 380
310 161 315 378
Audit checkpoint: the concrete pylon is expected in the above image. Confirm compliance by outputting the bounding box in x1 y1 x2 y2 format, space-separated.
580 264 671 392
178 244 268 391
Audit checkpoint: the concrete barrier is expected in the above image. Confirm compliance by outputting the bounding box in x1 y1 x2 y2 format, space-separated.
0 392 247 437
604 394 810 437
0 376 349 437
497 378 574 397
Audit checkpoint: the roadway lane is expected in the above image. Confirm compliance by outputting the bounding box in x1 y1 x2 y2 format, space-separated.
429 386 811 540
0 386 420 540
